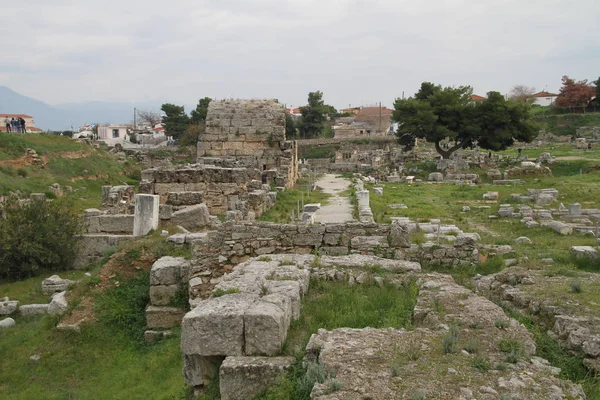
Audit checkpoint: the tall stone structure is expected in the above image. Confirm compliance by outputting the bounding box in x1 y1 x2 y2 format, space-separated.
197 99 298 188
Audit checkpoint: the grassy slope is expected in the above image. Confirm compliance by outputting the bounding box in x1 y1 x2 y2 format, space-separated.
532 112 600 137
0 134 141 211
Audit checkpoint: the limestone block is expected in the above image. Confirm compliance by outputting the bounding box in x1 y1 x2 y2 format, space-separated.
171 204 212 231
546 221 573 235
483 192 499 200
181 294 259 357
96 215 134 233
389 222 410 248
19 304 49 316
133 194 160 237
515 236 532 245
183 354 223 387
150 285 180 306
244 296 289 356
42 275 75 295
0 299 19 315
145 306 185 329
166 191 204 206
570 246 598 258
428 172 444 182
569 203 582 216
150 256 189 286
159 204 173 220
350 235 388 250
47 291 68 316
373 187 383 195
303 203 321 213
219 356 294 400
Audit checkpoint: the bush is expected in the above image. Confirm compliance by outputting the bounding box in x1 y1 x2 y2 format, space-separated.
0 198 83 280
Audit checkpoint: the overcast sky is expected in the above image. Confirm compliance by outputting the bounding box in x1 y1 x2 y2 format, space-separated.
1 0 598 110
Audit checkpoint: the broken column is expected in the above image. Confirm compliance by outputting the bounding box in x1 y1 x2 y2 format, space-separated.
133 194 159 237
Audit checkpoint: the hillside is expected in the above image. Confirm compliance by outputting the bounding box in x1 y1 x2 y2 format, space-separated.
532 112 600 137
0 133 141 210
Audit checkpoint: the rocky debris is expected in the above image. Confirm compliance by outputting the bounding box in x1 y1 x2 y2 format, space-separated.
486 169 502 179
373 187 383 195
47 291 68 316
303 203 321 213
428 172 444 182
0 317 16 328
42 275 75 295
544 221 573 236
19 304 49 316
483 191 499 200
56 319 84 333
166 191 204 206
498 204 515 217
515 236 532 245
219 356 294 400
30 354 41 362
388 203 408 209
170 203 213 231
0 297 19 316
144 330 173 342
306 273 584 400
571 246 598 259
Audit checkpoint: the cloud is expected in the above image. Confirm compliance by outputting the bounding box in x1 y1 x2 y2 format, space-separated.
0 0 598 108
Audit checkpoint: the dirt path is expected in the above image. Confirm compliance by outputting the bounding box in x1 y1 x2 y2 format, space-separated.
313 174 355 223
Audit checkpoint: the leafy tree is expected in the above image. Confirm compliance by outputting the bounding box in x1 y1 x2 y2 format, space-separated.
508 85 536 103
392 82 537 159
591 77 600 107
0 198 83 280
160 103 189 139
179 123 205 147
190 97 212 124
555 76 595 109
285 113 296 138
297 91 332 139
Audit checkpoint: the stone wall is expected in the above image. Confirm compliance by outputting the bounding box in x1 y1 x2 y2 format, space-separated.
197 99 298 188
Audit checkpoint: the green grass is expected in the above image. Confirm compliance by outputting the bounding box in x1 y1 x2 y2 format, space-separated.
298 145 339 159
0 270 87 304
531 112 600 137
257 187 331 223
0 269 186 399
283 279 419 356
0 133 89 160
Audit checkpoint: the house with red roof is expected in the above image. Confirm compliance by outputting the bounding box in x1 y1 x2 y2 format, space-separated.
470 94 487 102
531 91 558 107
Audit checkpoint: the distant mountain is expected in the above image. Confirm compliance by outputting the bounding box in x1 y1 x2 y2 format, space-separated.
0 86 175 131
0 86 69 131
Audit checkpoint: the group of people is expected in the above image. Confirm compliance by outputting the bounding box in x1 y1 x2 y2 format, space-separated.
4 116 27 133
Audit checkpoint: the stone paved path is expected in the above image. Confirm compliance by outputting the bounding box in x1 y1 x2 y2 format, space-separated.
313 174 355 223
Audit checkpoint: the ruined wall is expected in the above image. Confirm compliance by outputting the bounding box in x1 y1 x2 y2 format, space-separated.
197 99 298 188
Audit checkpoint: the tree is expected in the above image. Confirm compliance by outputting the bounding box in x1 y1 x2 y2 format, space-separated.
190 97 212 124
160 103 189 139
179 123 205 147
297 91 331 139
136 110 162 128
555 76 595 109
285 113 296 138
508 85 536 103
591 77 600 107
392 82 537 159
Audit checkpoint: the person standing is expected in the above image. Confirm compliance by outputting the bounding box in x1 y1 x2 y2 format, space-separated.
4 116 10 132
11 118 19 133
19 117 26 133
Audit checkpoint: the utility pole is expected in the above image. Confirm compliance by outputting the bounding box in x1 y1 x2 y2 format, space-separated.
134 107 137 132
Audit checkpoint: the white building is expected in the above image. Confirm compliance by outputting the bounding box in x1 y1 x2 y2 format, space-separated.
532 91 558 107
97 125 129 145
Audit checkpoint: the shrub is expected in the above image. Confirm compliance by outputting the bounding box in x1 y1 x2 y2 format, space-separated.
570 280 583 293
16 167 28 177
0 198 83 280
443 325 460 354
212 288 241 297
471 356 491 372
495 318 510 330
463 338 480 354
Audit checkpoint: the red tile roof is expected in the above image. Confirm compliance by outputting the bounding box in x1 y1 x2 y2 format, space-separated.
532 91 558 97
470 94 487 101
1 113 33 118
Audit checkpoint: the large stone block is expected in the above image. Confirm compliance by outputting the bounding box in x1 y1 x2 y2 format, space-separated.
0 298 18 316
42 275 75 295
244 294 290 356
181 294 259 357
48 291 68 316
149 285 180 306
133 194 159 237
219 356 294 400
166 191 204 206
150 256 189 286
96 215 134 234
183 354 224 387
145 306 184 329
171 203 212 231
19 304 49 316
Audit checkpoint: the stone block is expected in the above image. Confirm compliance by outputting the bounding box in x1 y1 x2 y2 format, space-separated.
303 203 321 213
166 191 204 206
96 215 134 233
171 203 212 231
181 294 259 357
546 221 573 235
47 291 68 316
569 203 582 216
0 317 16 328
244 295 290 356
19 304 49 316
0 299 19 316
389 222 410 248
571 246 598 258
42 275 75 295
183 354 224 387
145 306 185 329
133 194 160 237
150 256 189 286
219 356 294 400
159 204 173 220
149 285 180 306
428 172 444 182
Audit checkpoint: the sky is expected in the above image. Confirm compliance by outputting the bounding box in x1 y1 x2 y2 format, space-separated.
1 0 599 110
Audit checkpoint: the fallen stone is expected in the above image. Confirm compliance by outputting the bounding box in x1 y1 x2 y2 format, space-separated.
42 275 75 295
19 304 49 316
483 191 499 200
515 237 532 245
171 203 212 231
0 299 19 316
48 291 68 316
219 356 294 400
0 317 15 328
373 187 383 195
571 246 598 259
146 306 185 329
546 221 573 235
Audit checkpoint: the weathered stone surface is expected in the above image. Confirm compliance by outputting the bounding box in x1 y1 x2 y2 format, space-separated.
571 246 598 258
0 299 19 316
182 294 259 357
219 356 294 400
19 304 49 316
150 256 189 286
166 191 204 206
389 221 410 248
515 236 532 245
482 191 499 200
42 275 75 295
133 194 160 237
244 295 290 356
149 285 180 306
0 317 16 328
546 221 573 235
319 254 421 272
145 306 185 329
47 291 68 316
428 172 444 182
171 204 212 231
